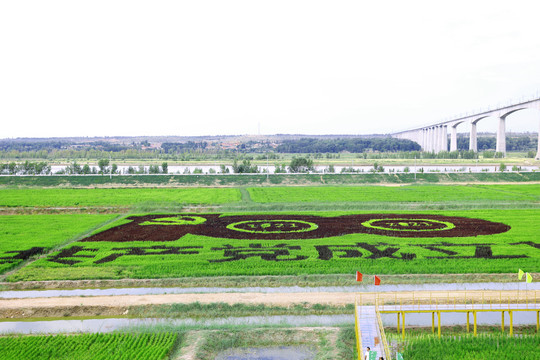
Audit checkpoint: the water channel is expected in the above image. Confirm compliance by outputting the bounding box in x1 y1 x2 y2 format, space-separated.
0 315 354 335
215 346 316 360
42 164 540 174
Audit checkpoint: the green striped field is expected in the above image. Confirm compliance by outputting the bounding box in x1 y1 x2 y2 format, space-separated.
247 184 540 203
1 184 539 208
0 214 116 274
399 334 540 360
0 332 178 360
0 187 241 207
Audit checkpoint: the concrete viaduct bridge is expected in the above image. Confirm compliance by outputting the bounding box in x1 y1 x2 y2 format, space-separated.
391 97 540 160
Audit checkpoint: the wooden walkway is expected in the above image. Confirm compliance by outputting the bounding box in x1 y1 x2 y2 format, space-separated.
355 290 540 360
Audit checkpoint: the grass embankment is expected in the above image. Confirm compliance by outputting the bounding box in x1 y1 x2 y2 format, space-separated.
193 327 354 360
1 172 540 188
129 302 354 319
0 302 355 320
1 273 526 291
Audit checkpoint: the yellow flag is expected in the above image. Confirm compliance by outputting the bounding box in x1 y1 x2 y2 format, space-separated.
518 269 525 280
526 273 533 283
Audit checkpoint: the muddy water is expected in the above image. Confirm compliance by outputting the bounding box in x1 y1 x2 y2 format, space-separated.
1 309 538 335
1 282 538 299
215 346 315 360
0 314 354 335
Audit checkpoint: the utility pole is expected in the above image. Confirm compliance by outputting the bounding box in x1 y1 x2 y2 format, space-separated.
414 155 417 181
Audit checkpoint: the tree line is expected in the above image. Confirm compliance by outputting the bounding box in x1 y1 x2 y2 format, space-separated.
275 137 421 153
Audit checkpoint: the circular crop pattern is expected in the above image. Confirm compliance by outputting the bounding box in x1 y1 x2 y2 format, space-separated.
361 218 455 232
140 215 207 226
81 213 510 242
226 220 319 234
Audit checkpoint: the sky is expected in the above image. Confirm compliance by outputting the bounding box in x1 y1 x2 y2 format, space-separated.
2 0 540 138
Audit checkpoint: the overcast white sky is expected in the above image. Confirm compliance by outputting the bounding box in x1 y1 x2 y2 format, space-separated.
2 1 540 138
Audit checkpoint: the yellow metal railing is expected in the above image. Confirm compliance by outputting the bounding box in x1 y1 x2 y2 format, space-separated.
375 299 392 360
369 290 539 310
354 297 362 360
355 289 540 356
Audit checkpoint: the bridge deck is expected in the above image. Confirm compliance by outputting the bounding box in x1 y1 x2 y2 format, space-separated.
356 305 386 359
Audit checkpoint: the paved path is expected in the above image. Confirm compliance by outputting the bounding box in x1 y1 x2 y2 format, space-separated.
356 305 385 359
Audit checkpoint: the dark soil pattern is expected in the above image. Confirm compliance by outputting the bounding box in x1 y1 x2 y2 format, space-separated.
79 214 510 242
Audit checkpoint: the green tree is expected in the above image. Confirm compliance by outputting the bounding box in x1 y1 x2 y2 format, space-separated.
97 159 110 174
288 157 314 173
232 159 259 173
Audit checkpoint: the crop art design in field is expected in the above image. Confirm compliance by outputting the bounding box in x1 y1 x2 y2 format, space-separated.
78 214 510 241
6 211 539 279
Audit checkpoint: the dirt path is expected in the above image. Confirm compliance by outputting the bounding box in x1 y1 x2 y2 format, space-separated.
0 289 535 311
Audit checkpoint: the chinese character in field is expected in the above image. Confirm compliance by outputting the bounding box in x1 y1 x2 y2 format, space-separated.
315 243 416 260
0 247 46 264
210 243 308 262
94 245 202 264
413 242 528 259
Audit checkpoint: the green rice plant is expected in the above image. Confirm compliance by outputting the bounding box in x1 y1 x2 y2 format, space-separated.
400 333 540 360
7 209 540 281
0 332 178 360
247 184 540 203
0 214 116 274
0 188 241 207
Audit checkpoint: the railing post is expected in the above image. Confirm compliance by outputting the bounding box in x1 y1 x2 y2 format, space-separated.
501 311 505 333
432 312 435 334
473 311 477 337
402 312 406 340
437 311 441 338
466 311 470 333
397 312 400 332
510 310 514 336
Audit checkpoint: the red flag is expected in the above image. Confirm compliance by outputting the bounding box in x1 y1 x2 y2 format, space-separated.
374 275 381 285
356 271 363 282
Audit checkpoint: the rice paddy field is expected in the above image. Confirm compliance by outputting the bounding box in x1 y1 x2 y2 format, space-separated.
0 332 178 360
0 184 539 281
397 333 540 360
2 209 538 281
0 180 539 359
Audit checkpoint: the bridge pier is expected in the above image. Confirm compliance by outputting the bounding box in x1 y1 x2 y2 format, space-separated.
496 116 506 155
536 118 540 160
441 125 448 152
469 122 477 152
434 126 440 152
450 125 458 151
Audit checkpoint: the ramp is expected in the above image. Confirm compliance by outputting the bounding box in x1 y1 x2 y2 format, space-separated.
356 305 386 359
